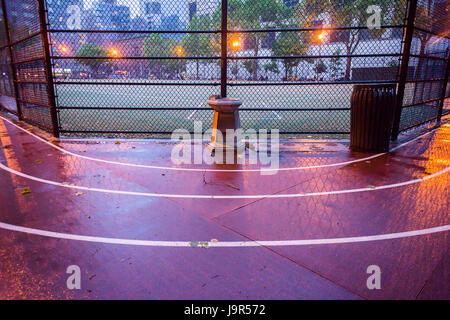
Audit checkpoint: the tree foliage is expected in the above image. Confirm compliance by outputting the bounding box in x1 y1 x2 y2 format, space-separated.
329 48 344 79
75 43 109 74
182 14 215 79
295 0 405 80
143 34 185 78
272 31 308 79
211 0 293 80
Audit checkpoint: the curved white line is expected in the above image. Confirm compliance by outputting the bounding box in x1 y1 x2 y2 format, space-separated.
0 115 437 173
0 222 448 247
0 161 448 199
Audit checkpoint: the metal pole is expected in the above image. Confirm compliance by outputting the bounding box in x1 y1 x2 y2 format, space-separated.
37 0 59 137
1 0 23 119
220 0 228 98
391 0 417 140
437 53 450 122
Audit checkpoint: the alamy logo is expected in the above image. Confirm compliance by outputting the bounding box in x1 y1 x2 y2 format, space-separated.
366 265 381 290
66 5 81 30
366 5 382 30
66 265 81 290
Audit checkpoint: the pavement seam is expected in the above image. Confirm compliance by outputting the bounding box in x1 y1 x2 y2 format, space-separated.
209 217 366 300
415 247 449 300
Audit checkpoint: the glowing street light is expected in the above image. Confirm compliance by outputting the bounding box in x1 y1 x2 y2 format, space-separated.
110 48 119 57
175 46 184 57
230 34 241 51
230 37 241 80
58 45 69 54
317 31 325 41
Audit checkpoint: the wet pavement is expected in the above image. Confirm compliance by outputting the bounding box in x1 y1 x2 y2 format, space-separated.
0 113 448 299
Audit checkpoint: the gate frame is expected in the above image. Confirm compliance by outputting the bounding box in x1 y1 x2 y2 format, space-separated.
0 0 22 120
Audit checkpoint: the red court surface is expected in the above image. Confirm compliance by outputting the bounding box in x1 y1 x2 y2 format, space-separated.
0 113 448 300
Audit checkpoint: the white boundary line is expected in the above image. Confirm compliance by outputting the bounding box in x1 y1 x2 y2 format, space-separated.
0 161 448 199
187 110 197 120
0 221 448 247
0 115 438 173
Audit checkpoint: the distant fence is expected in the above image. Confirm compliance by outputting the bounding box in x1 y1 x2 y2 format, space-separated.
0 0 448 138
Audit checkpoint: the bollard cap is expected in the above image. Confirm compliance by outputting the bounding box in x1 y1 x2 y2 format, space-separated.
207 97 242 112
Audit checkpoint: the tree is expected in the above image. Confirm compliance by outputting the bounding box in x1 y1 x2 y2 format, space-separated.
329 48 344 79
231 60 240 80
295 0 404 80
212 0 292 80
264 60 279 79
75 43 109 75
272 31 308 80
387 59 399 68
242 60 255 79
314 60 327 79
143 34 185 79
182 14 215 79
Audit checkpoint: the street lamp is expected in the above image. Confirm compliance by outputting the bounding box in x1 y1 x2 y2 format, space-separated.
109 48 120 77
230 37 241 80
175 46 184 57
317 31 325 41
58 44 69 54
110 48 119 57
316 31 326 81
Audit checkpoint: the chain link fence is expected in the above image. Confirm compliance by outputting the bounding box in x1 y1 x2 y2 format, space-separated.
0 0 448 138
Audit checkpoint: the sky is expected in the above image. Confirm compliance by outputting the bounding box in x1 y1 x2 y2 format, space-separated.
83 0 187 19
83 0 141 18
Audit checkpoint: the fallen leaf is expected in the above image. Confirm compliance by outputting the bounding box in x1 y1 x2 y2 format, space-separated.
225 183 240 191
189 241 199 247
36 159 41 163
21 187 31 195
115 141 121 145
199 241 209 248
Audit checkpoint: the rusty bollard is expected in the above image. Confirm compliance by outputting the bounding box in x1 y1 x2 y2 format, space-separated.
206 95 243 155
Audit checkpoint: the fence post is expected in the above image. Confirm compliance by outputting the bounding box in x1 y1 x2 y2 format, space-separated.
391 0 418 141
220 0 228 98
37 0 59 137
1 0 23 120
437 53 450 122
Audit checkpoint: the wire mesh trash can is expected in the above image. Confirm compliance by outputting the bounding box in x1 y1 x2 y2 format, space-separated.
350 84 396 152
